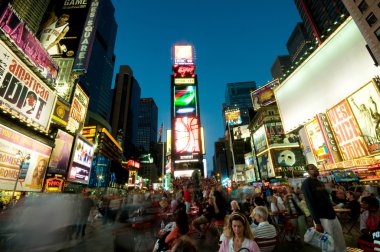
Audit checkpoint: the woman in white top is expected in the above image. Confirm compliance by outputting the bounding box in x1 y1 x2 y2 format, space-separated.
270 196 285 225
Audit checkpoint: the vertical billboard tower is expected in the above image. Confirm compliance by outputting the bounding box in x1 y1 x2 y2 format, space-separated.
171 45 203 177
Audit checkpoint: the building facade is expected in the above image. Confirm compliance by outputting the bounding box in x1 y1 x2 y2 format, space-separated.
136 98 158 153
287 22 313 64
271 55 292 81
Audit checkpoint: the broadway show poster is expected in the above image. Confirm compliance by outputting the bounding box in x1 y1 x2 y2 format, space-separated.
0 124 52 191
327 100 369 160
38 0 91 58
47 129 74 176
298 127 318 167
265 122 299 147
347 80 380 154
225 108 242 126
251 79 280 111
253 125 267 153
233 125 250 140
67 136 94 184
257 152 275 179
305 119 331 165
273 148 306 168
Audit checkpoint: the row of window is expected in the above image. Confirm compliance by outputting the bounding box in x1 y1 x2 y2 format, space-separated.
357 1 380 40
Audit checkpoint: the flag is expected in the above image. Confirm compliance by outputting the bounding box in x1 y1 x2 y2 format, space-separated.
158 123 163 142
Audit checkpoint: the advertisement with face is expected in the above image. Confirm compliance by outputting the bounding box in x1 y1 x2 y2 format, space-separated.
0 124 52 191
233 125 250 140
327 100 369 160
298 127 318 166
253 125 267 153
174 117 200 154
38 0 91 59
68 136 94 184
47 129 74 176
251 79 280 111
67 83 89 133
305 119 331 165
0 40 56 132
174 86 197 117
347 81 380 154
265 122 299 147
273 148 306 167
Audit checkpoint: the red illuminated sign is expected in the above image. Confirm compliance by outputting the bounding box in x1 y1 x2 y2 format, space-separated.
127 160 140 169
174 117 201 154
327 100 369 160
173 65 195 78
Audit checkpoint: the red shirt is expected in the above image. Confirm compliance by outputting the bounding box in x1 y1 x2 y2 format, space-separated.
184 189 191 203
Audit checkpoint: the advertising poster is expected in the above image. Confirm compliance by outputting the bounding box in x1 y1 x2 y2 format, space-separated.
251 79 280 110
273 148 306 168
51 97 70 127
38 0 91 59
233 125 250 140
225 108 242 126
67 83 89 133
245 169 256 182
316 113 342 163
253 126 267 153
305 119 331 165
265 122 299 147
47 129 74 176
257 152 275 179
173 45 194 65
347 81 380 154
68 136 94 184
0 124 52 191
327 100 369 160
174 86 197 117
174 117 200 154
244 153 254 170
0 40 56 132
298 127 317 166
0 4 58 82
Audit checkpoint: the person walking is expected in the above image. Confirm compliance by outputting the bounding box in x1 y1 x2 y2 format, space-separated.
301 164 346 252
75 192 94 239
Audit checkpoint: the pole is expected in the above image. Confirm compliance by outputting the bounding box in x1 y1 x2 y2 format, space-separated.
162 125 165 188
228 123 236 181
11 162 22 205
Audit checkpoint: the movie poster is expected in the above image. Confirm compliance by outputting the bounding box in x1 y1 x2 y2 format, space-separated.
305 119 331 165
265 122 299 147
347 80 380 154
47 130 74 176
257 152 275 179
253 126 267 153
251 79 280 111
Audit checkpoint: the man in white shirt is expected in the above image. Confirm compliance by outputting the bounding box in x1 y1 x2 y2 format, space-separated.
252 206 277 252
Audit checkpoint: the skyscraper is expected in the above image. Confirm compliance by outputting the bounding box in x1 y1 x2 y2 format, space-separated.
271 55 292 81
80 0 118 127
136 98 158 153
286 22 313 64
294 0 349 44
110 65 141 159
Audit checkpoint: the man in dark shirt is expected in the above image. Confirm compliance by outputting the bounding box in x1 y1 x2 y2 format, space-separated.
75 192 94 239
301 164 346 252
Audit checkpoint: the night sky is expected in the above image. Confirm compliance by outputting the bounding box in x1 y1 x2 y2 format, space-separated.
111 0 301 175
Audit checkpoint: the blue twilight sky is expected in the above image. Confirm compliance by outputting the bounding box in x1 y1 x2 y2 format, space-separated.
111 0 301 175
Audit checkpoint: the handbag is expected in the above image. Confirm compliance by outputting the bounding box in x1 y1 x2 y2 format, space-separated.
304 227 334 252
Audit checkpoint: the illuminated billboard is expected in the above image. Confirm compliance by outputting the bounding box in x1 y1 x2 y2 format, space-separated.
0 124 52 191
0 4 58 82
244 153 254 169
347 80 380 154
174 78 195 85
67 83 89 133
251 79 279 111
225 108 242 126
304 119 331 165
68 136 94 184
47 129 74 176
174 86 197 117
316 113 342 163
273 148 306 167
174 117 200 154
233 125 250 140
253 125 267 153
166 129 172 154
257 152 275 179
265 122 299 147
327 100 369 160
173 65 196 78
0 40 56 132
51 97 70 127
174 45 194 65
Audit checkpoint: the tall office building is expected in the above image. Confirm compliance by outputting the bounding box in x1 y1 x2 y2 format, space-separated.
136 98 158 153
110 65 141 159
80 0 118 128
224 81 256 125
294 0 349 44
342 0 380 65
287 22 313 64
271 55 292 81
6 0 50 34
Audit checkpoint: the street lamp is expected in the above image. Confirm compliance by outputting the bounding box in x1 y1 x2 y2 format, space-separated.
12 150 30 204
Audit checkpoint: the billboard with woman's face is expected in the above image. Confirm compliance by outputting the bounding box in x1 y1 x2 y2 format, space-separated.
47 129 74 176
67 136 94 184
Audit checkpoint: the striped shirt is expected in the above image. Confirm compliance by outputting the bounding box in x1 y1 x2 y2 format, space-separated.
252 221 277 252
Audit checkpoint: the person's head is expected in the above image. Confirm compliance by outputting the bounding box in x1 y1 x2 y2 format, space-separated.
253 196 265 207
362 190 371 197
286 186 293 194
172 236 197 252
231 200 240 211
271 196 278 204
362 196 379 212
34 159 47 177
305 164 319 178
253 206 268 223
58 14 70 23
175 209 189 234
346 191 356 201
226 212 254 240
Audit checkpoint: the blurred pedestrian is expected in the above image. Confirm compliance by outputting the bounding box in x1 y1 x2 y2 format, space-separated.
75 192 94 239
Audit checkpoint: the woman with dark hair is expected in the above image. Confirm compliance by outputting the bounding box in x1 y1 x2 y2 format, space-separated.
165 209 189 248
360 196 380 242
219 212 260 252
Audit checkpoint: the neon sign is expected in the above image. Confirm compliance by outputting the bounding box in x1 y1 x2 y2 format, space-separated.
174 45 194 65
174 117 200 154
173 65 195 78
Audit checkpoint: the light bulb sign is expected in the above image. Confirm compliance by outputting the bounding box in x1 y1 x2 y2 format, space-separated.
173 45 194 65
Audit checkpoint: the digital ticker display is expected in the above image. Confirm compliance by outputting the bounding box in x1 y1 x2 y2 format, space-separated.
174 86 197 117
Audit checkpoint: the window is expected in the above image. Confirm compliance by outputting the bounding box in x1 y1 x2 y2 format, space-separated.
375 27 380 41
366 13 378 27
358 1 368 13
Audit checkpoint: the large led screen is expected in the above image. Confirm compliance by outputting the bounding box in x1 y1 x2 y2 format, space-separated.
275 19 380 133
68 136 94 184
253 126 267 153
347 80 380 154
174 45 194 65
251 79 280 111
174 117 200 154
265 122 299 147
233 125 250 140
304 119 331 165
47 130 74 176
0 124 52 191
327 100 369 160
174 86 197 117
225 109 242 126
